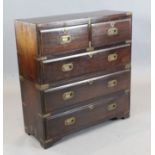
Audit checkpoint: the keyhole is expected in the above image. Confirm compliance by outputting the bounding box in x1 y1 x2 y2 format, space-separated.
113 104 116 108
113 81 116 85
69 65 72 69
67 36 70 41
70 92 73 97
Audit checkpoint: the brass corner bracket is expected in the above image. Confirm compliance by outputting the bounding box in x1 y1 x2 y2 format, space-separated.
38 113 51 118
35 56 47 61
35 83 49 91
19 75 24 81
40 138 53 144
126 12 132 16
125 40 132 44
125 63 131 70
125 89 130 94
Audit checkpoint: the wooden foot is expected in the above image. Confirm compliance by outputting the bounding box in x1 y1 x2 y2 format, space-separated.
110 117 118 120
121 112 130 119
25 129 31 136
110 112 130 121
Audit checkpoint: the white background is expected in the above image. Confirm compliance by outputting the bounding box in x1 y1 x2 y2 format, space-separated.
3 0 151 154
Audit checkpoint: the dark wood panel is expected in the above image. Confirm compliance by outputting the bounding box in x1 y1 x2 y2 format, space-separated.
41 44 131 83
43 70 130 113
92 19 132 47
40 25 89 56
45 91 130 139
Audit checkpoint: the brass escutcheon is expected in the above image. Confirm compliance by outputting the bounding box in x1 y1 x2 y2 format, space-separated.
64 117 76 126
107 102 117 111
108 53 118 62
88 52 94 58
88 104 95 110
62 63 73 72
88 80 94 85
107 27 118 36
107 79 118 88
63 91 74 100
60 35 72 44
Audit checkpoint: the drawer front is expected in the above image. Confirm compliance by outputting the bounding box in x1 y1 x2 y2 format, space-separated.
43 70 130 113
45 92 130 139
40 25 89 56
92 18 131 47
41 44 131 83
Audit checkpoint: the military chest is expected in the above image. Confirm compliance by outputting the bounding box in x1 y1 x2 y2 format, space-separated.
15 10 132 148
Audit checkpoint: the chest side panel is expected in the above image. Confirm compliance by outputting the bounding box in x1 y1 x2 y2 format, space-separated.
15 21 39 81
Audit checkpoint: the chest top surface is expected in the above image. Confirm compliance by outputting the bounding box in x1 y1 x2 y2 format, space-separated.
16 10 131 25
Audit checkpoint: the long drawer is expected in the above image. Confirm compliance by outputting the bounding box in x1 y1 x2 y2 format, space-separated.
45 91 130 139
42 70 130 113
40 44 131 84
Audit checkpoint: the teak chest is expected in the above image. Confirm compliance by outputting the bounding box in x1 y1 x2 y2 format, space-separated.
15 10 132 148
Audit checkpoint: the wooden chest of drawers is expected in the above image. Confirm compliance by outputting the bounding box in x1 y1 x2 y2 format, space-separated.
15 10 132 148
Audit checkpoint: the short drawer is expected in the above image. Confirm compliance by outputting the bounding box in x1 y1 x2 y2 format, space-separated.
45 91 130 139
41 44 131 83
92 18 131 47
42 70 130 113
39 25 89 56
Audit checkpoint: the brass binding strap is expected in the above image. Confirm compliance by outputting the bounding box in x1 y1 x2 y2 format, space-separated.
86 19 94 53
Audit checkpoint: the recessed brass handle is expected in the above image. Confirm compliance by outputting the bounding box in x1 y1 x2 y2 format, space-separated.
108 53 118 62
60 35 72 44
107 27 118 36
62 91 74 100
62 63 73 72
107 102 117 111
64 117 76 126
107 80 118 88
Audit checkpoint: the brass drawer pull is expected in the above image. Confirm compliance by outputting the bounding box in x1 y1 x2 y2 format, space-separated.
65 117 76 126
107 80 118 88
107 27 118 36
62 63 73 72
108 53 118 62
63 91 74 100
107 102 117 111
60 35 72 44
